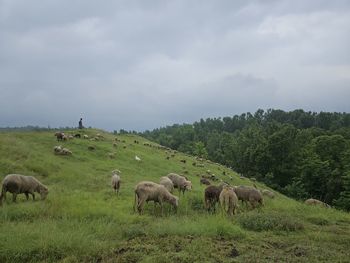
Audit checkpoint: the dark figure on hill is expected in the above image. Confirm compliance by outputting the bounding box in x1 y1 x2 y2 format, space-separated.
78 118 84 129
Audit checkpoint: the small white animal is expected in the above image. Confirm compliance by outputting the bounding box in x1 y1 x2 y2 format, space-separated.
135 155 141 161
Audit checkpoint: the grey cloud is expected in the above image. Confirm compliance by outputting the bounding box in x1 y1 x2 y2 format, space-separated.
0 0 349 131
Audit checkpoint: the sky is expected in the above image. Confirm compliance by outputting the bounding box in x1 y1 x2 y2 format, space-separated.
1 0 350 131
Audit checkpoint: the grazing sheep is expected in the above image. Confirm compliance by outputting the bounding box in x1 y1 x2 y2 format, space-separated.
54 146 72 155
134 181 179 215
180 159 186 164
108 152 116 159
159 176 174 193
234 185 263 208
74 133 81 138
135 155 141 161
54 145 63 153
83 134 89 139
68 135 74 140
305 198 331 208
111 173 121 195
112 142 118 147
219 185 239 216
200 178 211 185
261 189 275 199
204 184 226 212
96 134 105 140
167 173 192 195
54 132 65 141
0 174 48 205
61 148 72 155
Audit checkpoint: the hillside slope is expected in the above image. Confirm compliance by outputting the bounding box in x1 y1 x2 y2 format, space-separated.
0 129 349 262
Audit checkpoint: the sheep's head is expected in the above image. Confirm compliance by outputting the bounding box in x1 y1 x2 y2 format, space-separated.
40 186 49 200
184 181 192 191
171 196 179 209
112 169 121 175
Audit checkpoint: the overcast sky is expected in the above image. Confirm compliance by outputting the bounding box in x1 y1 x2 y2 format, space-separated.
1 0 350 131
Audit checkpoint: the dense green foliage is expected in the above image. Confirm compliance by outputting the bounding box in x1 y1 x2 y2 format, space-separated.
142 109 350 210
1 129 350 262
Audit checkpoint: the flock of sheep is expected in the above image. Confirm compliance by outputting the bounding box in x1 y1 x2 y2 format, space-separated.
0 131 331 214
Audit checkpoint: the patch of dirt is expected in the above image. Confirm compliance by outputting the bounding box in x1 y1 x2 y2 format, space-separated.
288 246 308 257
228 247 239 258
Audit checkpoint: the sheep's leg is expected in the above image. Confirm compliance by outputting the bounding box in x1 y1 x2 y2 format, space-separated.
138 198 145 215
25 193 29 200
159 200 163 216
12 193 17 202
31 192 35 200
133 193 138 212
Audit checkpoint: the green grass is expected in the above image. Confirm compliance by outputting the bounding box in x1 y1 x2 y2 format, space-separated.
0 129 350 262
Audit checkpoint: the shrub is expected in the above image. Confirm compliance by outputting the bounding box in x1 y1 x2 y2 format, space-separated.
237 212 304 232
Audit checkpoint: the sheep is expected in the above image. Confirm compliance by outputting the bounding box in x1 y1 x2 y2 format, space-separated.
234 185 263 209
53 146 72 155
54 145 63 153
135 155 141 161
54 132 65 141
108 152 116 159
83 134 89 139
159 176 174 193
167 173 192 195
111 172 121 195
200 178 211 185
261 189 275 199
204 184 226 212
88 146 96 151
219 185 239 216
305 198 331 208
68 135 74 140
180 159 186 164
134 181 179 215
113 142 118 147
61 148 72 155
0 174 48 205
74 133 81 138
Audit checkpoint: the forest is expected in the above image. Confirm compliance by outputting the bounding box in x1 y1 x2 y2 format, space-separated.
142 109 350 211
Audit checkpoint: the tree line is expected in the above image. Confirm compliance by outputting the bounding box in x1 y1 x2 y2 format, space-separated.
141 109 350 211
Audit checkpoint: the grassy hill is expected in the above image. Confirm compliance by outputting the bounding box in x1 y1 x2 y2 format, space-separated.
0 129 349 262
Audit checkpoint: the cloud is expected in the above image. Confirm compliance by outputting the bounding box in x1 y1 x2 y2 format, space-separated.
0 0 349 131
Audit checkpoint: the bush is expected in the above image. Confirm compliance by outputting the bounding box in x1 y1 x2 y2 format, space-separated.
307 216 330 226
237 212 304 232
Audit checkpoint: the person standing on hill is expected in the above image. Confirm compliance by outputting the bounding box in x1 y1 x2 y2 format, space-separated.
78 118 84 129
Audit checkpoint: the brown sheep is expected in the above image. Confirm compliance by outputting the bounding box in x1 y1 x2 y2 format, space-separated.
219 185 239 216
167 173 192 195
0 174 48 205
54 132 65 141
204 184 226 212
134 181 178 215
159 176 174 193
305 198 331 208
111 173 121 195
200 178 211 185
234 185 263 209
